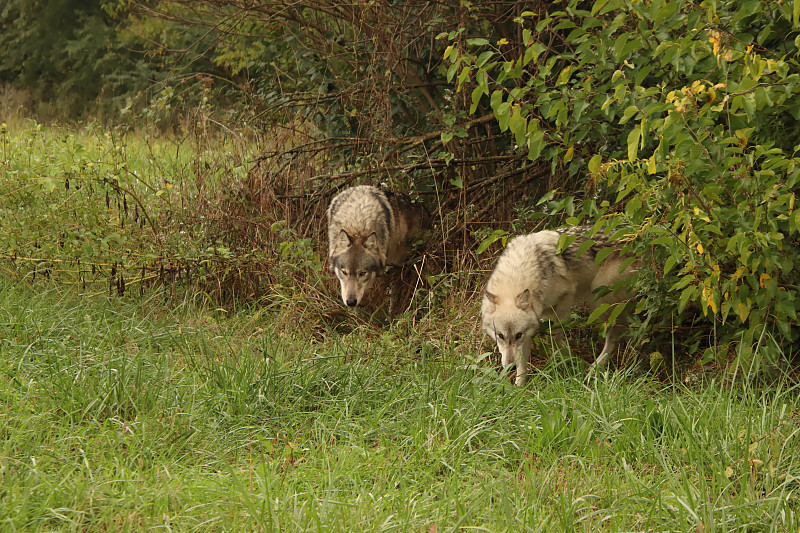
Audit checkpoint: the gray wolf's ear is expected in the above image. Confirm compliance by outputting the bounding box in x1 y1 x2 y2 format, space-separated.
485 290 499 306
364 232 379 251
515 289 531 310
332 229 352 253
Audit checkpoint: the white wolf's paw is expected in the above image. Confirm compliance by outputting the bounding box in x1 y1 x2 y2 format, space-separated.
584 362 609 382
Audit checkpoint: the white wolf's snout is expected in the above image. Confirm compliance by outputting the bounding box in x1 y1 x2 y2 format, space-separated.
500 344 516 368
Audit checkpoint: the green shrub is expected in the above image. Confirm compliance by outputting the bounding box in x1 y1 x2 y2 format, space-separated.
448 0 800 366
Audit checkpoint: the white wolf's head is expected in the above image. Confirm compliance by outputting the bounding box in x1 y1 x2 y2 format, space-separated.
329 229 384 307
481 288 540 372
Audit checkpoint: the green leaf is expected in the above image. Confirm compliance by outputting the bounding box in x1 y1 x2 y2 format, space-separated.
607 300 628 325
664 254 677 275
620 105 639 125
614 33 629 63
625 196 642 216
556 234 579 255
588 154 603 174
527 128 545 161
470 86 485 114
679 285 697 312
446 62 458 82
467 38 490 46
495 102 511 131
587 303 611 324
627 126 641 160
557 65 573 86
595 246 614 265
592 0 621 16
476 51 495 68
476 229 508 254
671 275 696 291
509 107 527 148
576 238 596 258
490 90 503 110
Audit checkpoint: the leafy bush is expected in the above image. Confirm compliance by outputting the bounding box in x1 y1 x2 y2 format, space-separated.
446 0 800 365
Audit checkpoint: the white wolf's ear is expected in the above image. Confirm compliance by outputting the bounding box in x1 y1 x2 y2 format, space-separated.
485 290 499 306
515 289 531 310
364 232 379 251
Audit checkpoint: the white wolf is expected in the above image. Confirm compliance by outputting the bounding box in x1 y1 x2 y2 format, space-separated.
481 226 637 385
327 185 430 307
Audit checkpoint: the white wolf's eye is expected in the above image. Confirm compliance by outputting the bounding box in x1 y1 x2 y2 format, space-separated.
497 333 505 340
358 271 367 278
515 333 523 341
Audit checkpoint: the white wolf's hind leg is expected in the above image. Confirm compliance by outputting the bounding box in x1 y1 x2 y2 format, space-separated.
593 323 623 368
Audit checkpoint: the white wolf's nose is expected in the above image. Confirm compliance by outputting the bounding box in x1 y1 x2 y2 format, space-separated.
346 298 358 307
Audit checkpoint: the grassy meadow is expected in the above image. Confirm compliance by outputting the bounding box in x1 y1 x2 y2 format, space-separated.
1 121 800 531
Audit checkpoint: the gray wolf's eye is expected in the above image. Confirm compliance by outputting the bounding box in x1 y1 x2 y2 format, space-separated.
358 271 367 278
497 333 505 340
340 269 348 276
515 333 523 340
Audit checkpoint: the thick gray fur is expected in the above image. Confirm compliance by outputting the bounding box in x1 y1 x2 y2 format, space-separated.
327 185 429 307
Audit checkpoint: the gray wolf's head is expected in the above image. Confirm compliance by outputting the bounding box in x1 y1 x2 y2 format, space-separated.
329 229 384 307
481 288 540 369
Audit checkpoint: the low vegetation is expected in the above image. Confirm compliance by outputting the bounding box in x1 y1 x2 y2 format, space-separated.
2 277 800 531
0 119 798 531
3 0 800 529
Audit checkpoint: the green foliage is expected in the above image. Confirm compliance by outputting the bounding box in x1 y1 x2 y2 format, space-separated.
0 0 227 121
0 120 250 296
447 0 800 366
2 279 799 530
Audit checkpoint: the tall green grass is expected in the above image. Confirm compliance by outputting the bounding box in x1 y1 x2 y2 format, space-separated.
1 278 798 531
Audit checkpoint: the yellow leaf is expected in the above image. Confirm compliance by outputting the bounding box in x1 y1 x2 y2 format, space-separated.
648 155 656 174
696 242 704 255
760 273 771 288
737 301 750 322
724 466 734 478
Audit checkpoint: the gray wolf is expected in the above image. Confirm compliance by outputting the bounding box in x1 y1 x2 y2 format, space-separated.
481 226 637 385
327 185 429 307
